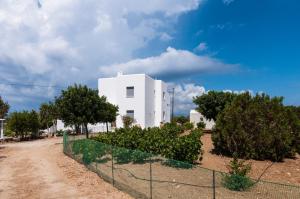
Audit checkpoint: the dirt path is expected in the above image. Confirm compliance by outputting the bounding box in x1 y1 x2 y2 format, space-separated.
0 138 131 199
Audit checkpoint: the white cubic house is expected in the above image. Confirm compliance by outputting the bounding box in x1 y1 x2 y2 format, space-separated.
98 72 171 128
190 109 215 130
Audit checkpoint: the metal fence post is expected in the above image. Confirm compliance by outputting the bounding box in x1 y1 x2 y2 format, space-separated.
111 145 115 186
150 157 153 199
213 170 216 199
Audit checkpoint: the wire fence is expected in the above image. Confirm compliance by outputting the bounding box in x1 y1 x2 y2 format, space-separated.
63 133 300 199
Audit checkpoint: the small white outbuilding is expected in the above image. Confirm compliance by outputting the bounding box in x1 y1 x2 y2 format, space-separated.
190 109 215 130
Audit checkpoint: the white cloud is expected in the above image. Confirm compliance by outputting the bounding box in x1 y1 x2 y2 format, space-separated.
169 83 206 114
99 47 237 77
160 32 173 41
194 42 207 52
0 0 205 109
223 0 235 5
223 89 253 95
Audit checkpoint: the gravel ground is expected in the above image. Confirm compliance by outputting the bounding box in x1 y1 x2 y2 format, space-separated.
200 134 300 185
0 137 131 199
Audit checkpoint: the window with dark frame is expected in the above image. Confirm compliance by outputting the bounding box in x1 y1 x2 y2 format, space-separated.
126 86 134 98
126 110 134 119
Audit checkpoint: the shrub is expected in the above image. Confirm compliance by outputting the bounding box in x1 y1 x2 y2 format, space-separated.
122 115 134 128
72 139 109 165
183 122 194 130
213 92 299 161
197 121 206 129
93 123 203 164
222 155 253 191
171 115 189 125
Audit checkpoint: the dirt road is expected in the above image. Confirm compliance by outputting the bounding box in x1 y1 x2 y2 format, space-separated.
0 138 131 199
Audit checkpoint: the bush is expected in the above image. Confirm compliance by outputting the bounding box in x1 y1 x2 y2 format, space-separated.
122 115 134 128
72 139 109 165
183 122 194 130
197 121 206 129
222 155 253 191
213 93 299 161
93 123 203 164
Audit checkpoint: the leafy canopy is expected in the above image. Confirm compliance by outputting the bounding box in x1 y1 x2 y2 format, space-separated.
212 92 300 161
0 96 10 119
55 84 118 138
7 110 40 139
193 91 236 121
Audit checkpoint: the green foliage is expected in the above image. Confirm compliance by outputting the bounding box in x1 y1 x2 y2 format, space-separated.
39 102 58 132
193 91 236 121
0 96 9 119
285 106 300 154
222 155 253 191
197 121 206 129
183 122 194 130
93 123 203 164
122 115 134 128
171 115 189 125
72 139 109 165
56 130 64 136
222 174 254 191
7 110 40 139
55 84 118 138
213 92 299 161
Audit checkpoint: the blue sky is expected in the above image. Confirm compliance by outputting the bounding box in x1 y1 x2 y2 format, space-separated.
0 0 299 114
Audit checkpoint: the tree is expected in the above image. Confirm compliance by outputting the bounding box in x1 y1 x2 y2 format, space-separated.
39 102 59 136
7 110 40 139
0 96 9 119
55 84 117 138
212 92 299 161
102 102 118 132
193 91 236 121
171 115 189 125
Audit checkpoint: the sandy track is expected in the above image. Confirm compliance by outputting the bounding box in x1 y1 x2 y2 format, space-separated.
0 138 131 199
200 134 300 185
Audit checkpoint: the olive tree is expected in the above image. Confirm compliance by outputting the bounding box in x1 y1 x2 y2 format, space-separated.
55 84 118 138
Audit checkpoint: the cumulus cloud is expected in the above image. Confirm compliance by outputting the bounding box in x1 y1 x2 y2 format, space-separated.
194 42 208 52
99 47 238 78
0 0 204 109
169 83 206 114
160 32 173 41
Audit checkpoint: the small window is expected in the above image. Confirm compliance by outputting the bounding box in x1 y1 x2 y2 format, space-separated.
163 111 166 121
163 92 166 100
126 86 134 98
126 110 134 119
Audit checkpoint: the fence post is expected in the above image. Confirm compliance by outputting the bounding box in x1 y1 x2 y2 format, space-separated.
212 170 216 199
111 145 115 186
150 157 153 199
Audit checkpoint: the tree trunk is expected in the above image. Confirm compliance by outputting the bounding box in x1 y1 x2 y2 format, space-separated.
85 123 89 139
47 122 49 135
106 122 109 133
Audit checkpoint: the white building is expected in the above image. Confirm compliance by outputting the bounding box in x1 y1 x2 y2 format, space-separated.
190 109 215 130
98 72 171 128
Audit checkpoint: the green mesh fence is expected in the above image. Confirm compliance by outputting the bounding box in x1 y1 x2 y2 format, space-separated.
63 133 300 199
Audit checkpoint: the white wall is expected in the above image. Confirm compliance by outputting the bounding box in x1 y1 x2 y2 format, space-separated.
98 73 171 128
190 110 215 130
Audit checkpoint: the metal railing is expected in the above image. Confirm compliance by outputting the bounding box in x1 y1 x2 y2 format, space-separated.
63 133 300 199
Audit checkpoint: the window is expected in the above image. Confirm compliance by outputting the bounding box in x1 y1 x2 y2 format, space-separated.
163 111 166 121
126 110 134 119
163 92 166 100
126 86 134 98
